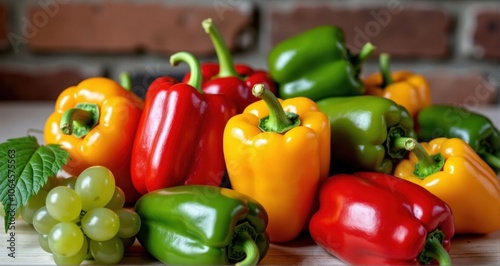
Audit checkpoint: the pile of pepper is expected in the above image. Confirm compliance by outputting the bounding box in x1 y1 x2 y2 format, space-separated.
38 18 500 266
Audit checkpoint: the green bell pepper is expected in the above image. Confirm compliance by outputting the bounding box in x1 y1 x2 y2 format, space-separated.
267 25 375 101
134 185 269 265
417 104 500 174
317 95 417 174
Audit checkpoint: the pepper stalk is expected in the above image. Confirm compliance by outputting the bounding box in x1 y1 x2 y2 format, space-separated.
202 18 241 79
230 222 261 266
350 42 376 78
385 126 413 159
393 137 445 178
252 84 300 134
379 53 393 87
119 72 132 91
170 52 203 93
419 229 452 265
354 42 376 66
60 103 100 138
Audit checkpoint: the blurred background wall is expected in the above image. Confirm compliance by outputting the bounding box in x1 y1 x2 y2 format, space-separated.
0 0 498 107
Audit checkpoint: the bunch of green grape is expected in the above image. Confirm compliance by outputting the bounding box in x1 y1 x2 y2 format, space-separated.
21 166 141 265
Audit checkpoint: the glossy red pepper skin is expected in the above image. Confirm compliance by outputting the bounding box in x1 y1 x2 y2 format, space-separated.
131 54 237 195
309 172 454 265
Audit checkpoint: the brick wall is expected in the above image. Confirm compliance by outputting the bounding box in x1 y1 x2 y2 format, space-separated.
0 0 498 106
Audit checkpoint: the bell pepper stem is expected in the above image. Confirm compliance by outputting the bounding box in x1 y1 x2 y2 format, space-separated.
426 238 452 265
60 103 100 138
119 72 132 91
170 52 203 93
60 109 91 135
419 229 451 265
397 137 445 178
234 231 259 266
385 126 412 159
392 137 417 151
480 152 500 170
252 84 300 133
202 18 240 78
379 53 393 87
356 42 376 64
409 141 438 169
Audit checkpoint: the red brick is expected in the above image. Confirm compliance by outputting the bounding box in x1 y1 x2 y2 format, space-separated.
473 10 500 59
425 72 497 106
0 68 92 101
270 4 452 58
0 5 8 49
25 2 254 55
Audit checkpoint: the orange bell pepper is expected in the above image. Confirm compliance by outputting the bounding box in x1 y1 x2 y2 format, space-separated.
363 53 431 119
44 77 144 204
393 137 500 234
223 84 330 243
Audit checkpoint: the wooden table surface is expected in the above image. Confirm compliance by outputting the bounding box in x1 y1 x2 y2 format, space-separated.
0 218 499 265
1 102 499 265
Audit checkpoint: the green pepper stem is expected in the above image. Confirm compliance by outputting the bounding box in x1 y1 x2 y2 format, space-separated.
202 18 240 78
356 42 376 65
400 137 444 179
394 137 436 168
252 84 300 133
480 152 500 170
119 72 132 91
385 126 410 159
60 108 94 136
419 230 451 265
234 231 259 266
408 140 437 169
426 238 452 265
170 52 202 93
392 137 417 151
379 53 393 87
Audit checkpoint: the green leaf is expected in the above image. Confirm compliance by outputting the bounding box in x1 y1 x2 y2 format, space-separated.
0 136 69 233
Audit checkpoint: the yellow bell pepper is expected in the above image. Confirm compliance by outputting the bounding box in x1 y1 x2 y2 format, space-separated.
223 84 330 243
393 137 500 234
44 76 144 204
363 53 431 119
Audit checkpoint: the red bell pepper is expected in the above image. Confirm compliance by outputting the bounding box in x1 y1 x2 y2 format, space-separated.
309 172 454 265
182 18 277 113
130 51 237 195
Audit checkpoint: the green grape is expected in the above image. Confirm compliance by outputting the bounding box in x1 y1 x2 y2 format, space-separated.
33 206 59 235
53 236 88 266
46 186 82 222
48 222 84 257
38 234 52 253
41 175 60 191
89 236 124 265
58 176 77 190
81 207 120 241
115 208 141 238
120 236 136 250
21 189 48 224
105 186 126 210
75 166 116 211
